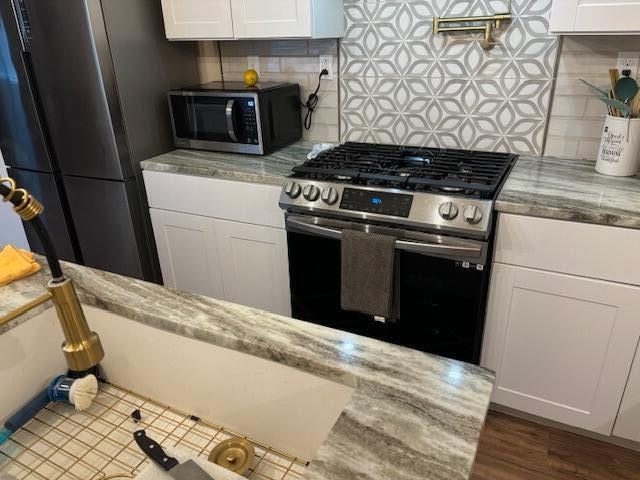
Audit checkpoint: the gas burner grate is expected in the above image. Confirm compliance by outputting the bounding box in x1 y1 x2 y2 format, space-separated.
292 142 517 198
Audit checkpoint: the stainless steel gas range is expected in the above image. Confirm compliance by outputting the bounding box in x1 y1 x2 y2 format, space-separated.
279 142 517 363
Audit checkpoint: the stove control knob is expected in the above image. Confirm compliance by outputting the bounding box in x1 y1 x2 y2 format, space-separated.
303 184 320 201
463 205 483 224
438 202 459 220
321 187 339 205
284 181 301 198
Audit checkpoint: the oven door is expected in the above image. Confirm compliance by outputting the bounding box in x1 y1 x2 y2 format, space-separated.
285 214 490 363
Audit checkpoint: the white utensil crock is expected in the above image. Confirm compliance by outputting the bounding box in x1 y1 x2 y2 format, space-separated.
596 115 640 176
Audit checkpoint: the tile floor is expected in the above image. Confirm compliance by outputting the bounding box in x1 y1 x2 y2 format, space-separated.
0 383 307 480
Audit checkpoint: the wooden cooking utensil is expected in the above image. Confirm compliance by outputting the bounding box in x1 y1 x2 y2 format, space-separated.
609 68 621 117
630 91 640 118
607 90 615 116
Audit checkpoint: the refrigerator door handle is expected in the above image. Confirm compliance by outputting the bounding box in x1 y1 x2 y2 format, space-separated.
9 0 30 51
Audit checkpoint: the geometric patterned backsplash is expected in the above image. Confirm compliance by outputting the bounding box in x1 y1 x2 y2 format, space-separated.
340 0 560 155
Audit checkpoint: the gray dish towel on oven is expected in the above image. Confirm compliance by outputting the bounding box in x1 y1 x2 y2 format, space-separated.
341 229 396 318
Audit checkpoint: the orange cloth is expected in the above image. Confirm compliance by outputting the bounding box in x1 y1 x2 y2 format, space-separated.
0 245 41 286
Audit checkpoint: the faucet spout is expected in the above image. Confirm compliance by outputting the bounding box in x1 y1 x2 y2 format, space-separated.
1 176 105 374
48 278 105 373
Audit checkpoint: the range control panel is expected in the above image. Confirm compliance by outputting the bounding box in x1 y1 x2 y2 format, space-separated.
340 188 413 218
279 180 494 239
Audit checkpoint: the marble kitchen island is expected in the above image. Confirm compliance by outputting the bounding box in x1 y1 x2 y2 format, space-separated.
1 261 495 480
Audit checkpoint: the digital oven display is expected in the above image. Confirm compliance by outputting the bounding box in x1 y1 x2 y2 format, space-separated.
340 188 413 217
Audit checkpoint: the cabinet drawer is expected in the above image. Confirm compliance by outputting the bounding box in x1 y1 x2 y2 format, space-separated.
495 213 640 286
143 171 285 229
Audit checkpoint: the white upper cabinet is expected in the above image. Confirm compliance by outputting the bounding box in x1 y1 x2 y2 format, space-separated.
231 0 312 38
160 0 234 40
161 0 345 40
549 0 640 34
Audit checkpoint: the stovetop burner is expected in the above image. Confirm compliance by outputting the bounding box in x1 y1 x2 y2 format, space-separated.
292 142 517 199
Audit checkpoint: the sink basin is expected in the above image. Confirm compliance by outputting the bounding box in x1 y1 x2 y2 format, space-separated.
0 306 355 468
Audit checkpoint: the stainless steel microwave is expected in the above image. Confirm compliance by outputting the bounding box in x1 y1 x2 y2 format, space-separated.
168 82 302 155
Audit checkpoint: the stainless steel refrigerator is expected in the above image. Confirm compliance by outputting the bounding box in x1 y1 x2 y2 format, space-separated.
0 0 199 282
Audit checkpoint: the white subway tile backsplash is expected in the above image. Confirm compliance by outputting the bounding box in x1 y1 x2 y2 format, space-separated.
584 97 609 118
577 139 602 159
550 96 587 117
553 74 603 96
557 52 617 75
281 57 321 73
197 42 222 83
308 39 339 56
543 35 640 160
309 107 339 125
303 124 340 142
547 117 604 138
259 57 281 73
220 39 338 58
544 136 579 158
221 57 249 73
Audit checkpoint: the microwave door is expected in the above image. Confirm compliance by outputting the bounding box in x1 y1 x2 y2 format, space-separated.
171 95 242 144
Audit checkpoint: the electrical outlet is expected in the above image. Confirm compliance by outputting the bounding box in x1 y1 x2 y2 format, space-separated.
247 56 260 76
319 55 334 80
617 52 640 77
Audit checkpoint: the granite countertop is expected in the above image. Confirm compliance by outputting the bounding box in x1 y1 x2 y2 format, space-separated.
140 141 318 185
2 262 495 480
496 155 640 229
141 145 640 229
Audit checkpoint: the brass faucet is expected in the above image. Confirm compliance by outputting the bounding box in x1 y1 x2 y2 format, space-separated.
0 177 104 374
433 0 512 50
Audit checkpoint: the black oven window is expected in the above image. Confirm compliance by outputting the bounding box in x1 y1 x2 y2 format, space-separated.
287 230 487 363
171 96 242 142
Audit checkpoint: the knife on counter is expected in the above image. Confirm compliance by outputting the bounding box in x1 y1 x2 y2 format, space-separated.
134 429 215 480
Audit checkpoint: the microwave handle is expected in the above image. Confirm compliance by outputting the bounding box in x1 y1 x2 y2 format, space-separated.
226 99 238 142
285 216 484 260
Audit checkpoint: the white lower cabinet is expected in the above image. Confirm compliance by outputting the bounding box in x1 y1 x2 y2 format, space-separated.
215 219 290 316
144 172 291 316
482 263 640 435
150 209 224 299
150 208 291 317
613 346 640 441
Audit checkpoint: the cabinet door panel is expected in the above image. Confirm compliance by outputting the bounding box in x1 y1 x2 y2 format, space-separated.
160 0 233 39
231 0 311 38
150 209 224 298
215 219 291 316
613 341 640 441
550 0 640 32
482 263 640 434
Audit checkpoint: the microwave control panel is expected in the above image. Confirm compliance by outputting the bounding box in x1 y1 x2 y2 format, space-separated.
239 99 259 144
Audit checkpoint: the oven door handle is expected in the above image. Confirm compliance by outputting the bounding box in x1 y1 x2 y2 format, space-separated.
225 99 238 142
285 216 485 260
287 217 342 240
